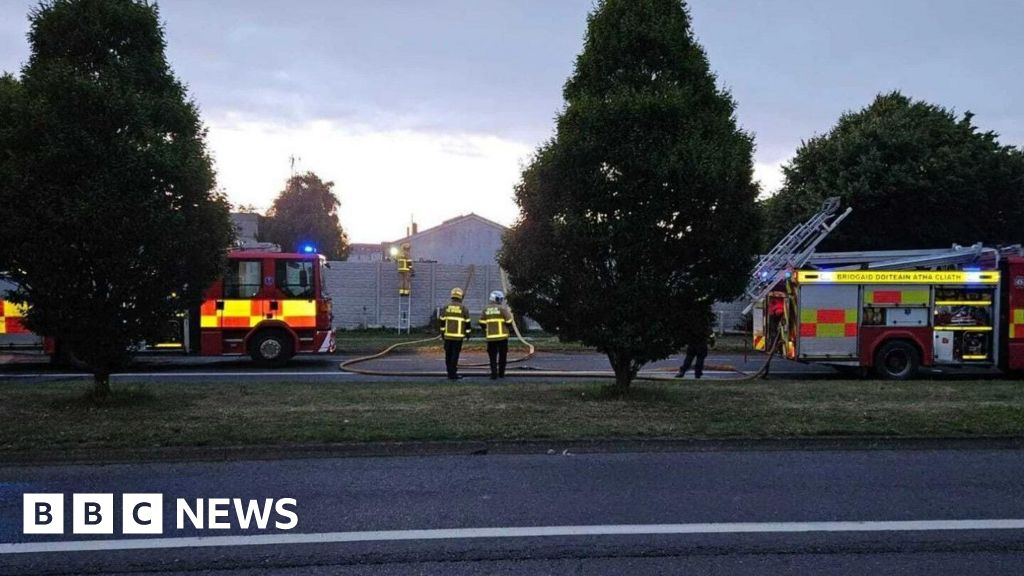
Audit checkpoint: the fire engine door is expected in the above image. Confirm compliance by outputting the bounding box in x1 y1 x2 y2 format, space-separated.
797 284 859 359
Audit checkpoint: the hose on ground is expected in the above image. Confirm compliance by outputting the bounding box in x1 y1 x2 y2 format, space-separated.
340 266 782 380
457 268 535 367
338 326 783 381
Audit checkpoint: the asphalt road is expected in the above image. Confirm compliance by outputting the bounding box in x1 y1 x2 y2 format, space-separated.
0 350 836 384
1 448 1023 574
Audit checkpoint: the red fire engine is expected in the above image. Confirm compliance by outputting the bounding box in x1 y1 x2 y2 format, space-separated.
1 250 335 366
746 199 1023 379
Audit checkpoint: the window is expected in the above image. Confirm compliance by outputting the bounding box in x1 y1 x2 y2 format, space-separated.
320 260 330 297
224 260 261 298
276 260 315 299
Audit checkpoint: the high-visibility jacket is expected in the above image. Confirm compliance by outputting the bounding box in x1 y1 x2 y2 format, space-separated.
479 304 512 341
397 245 413 273
440 301 471 340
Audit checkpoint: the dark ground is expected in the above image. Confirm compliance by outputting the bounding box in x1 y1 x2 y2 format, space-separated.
2 448 1023 575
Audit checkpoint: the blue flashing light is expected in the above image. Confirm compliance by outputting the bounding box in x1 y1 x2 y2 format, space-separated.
301 244 316 254
963 267 980 272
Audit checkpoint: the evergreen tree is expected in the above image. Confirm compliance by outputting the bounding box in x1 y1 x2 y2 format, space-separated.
500 0 760 390
0 0 233 397
764 92 1024 250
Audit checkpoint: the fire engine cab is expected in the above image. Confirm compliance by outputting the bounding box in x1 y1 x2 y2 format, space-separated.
746 198 1024 379
190 250 334 365
1 250 335 366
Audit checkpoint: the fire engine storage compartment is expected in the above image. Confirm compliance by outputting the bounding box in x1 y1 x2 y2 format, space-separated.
932 284 997 364
796 284 859 360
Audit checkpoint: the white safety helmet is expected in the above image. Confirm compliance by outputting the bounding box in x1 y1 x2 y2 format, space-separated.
489 290 505 304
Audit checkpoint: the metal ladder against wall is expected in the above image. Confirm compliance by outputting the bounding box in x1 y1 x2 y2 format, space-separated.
742 197 853 313
397 294 411 334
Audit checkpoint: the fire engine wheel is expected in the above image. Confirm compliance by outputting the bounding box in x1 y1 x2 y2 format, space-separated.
249 331 294 367
874 340 920 380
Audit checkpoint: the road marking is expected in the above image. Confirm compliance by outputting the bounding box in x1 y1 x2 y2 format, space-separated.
0 373 89 379
112 372 359 378
3 519 1024 554
0 372 358 379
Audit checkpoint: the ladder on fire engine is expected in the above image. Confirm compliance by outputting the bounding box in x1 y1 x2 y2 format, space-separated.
397 294 411 334
835 243 1023 271
742 197 852 313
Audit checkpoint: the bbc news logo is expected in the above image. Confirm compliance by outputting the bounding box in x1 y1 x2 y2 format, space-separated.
24 494 298 535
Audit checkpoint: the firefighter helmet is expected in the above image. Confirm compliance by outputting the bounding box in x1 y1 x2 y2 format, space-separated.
450 287 464 300
489 290 504 304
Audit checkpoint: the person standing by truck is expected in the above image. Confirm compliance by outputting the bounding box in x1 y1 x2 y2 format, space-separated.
479 290 513 380
439 287 471 380
675 332 716 379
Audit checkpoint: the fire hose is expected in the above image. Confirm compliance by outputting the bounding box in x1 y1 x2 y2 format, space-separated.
337 333 779 381
339 268 540 376
338 269 784 380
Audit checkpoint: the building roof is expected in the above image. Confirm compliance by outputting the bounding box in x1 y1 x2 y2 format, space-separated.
389 213 506 245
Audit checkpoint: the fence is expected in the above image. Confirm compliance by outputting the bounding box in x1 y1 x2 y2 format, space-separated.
324 262 503 329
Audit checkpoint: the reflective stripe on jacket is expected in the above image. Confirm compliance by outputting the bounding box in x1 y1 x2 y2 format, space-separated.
479 305 512 341
440 302 470 340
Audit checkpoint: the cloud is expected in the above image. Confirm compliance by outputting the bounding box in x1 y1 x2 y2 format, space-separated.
205 116 533 243
754 160 787 197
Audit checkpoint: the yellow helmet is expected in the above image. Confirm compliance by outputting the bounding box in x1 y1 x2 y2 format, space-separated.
450 287 464 300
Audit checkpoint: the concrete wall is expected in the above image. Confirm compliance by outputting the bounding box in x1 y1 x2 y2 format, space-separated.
325 261 503 329
325 261 749 333
712 299 749 334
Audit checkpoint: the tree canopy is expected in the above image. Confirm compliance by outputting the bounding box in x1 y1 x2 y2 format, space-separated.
0 0 233 396
764 92 1024 251
261 171 350 260
500 0 760 389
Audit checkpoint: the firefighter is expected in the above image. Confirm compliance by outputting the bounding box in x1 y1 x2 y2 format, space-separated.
479 290 513 380
439 287 471 380
675 332 716 379
763 290 787 379
396 242 413 296
767 290 786 347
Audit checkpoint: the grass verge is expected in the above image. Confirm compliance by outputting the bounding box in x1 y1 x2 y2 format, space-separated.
1 379 1023 455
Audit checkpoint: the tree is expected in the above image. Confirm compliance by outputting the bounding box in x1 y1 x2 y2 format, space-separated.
234 203 263 214
0 0 234 398
261 172 350 260
0 74 19 270
500 0 760 391
764 92 1024 251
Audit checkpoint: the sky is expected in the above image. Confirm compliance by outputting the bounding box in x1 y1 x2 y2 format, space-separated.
1 0 1022 243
